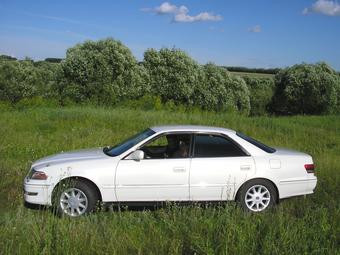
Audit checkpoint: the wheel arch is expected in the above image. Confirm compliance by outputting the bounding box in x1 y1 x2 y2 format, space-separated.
235 177 279 202
52 176 102 202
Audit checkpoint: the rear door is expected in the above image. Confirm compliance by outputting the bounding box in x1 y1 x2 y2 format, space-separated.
189 133 256 201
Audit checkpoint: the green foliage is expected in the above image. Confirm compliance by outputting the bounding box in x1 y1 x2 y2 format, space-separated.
0 60 61 104
44 58 63 63
271 62 340 115
143 48 200 104
243 76 275 116
0 54 17 61
61 38 147 104
34 61 62 99
194 63 250 114
0 38 339 116
0 106 339 254
0 60 40 103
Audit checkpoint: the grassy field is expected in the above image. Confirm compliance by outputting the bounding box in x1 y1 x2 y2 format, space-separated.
0 105 339 254
229 71 274 79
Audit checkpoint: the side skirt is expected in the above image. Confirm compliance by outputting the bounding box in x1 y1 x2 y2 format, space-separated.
102 200 233 211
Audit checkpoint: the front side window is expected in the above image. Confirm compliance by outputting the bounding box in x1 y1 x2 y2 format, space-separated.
140 133 191 159
193 134 247 158
104 129 155 157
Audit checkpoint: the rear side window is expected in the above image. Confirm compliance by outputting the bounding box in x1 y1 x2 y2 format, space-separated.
236 132 276 153
193 134 247 157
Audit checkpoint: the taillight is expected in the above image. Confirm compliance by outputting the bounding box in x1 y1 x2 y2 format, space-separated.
31 171 48 180
304 164 315 174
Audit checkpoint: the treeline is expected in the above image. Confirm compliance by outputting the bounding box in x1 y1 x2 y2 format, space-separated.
0 38 339 115
224 66 280 74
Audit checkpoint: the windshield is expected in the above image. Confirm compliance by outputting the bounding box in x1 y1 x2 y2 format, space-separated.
104 128 155 157
236 132 276 153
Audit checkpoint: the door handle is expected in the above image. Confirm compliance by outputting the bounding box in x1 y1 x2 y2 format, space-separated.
173 167 186 173
240 165 251 171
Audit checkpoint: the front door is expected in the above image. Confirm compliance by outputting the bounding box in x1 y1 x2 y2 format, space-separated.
115 133 192 201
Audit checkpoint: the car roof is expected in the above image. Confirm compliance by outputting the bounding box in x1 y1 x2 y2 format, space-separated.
150 125 236 135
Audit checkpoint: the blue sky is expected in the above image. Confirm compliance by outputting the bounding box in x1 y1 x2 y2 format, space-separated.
1 0 340 70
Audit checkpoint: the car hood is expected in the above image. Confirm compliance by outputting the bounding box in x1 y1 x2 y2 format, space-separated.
32 148 109 168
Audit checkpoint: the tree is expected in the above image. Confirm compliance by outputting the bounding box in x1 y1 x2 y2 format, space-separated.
0 60 41 103
34 61 62 99
44 58 63 63
243 76 275 116
271 62 340 115
194 63 250 114
61 38 147 104
143 48 200 104
0 55 17 61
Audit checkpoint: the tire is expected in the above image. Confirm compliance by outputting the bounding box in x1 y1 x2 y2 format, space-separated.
53 179 99 217
237 179 277 212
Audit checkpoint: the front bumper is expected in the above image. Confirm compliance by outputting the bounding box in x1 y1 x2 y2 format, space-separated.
23 180 52 205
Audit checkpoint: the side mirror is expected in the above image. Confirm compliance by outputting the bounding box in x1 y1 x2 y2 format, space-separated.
127 150 144 161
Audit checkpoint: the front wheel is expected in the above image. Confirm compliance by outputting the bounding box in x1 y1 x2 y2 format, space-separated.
53 180 99 217
238 179 277 212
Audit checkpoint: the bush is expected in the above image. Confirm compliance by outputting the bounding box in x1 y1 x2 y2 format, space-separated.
243 76 275 116
34 61 61 99
143 48 200 104
1 38 339 116
193 63 250 114
271 63 340 115
61 38 148 104
0 60 41 103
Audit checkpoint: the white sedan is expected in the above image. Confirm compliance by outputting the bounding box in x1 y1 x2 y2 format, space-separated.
24 125 317 216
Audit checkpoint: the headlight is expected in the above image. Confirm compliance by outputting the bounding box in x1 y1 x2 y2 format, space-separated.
28 168 48 180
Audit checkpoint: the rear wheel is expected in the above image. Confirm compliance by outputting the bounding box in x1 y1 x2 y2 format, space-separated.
238 179 277 212
53 180 99 217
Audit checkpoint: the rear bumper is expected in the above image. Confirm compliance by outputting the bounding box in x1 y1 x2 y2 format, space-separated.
279 176 317 199
23 182 52 205
308 176 317 191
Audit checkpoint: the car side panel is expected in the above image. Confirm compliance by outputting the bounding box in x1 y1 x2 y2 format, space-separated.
252 155 317 199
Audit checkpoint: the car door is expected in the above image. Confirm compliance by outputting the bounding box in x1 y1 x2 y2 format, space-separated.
190 133 256 201
115 133 192 201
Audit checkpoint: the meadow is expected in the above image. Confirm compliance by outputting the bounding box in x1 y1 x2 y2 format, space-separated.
0 105 339 254
229 71 274 79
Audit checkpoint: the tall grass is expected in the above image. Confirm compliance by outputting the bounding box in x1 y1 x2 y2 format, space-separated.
0 106 339 254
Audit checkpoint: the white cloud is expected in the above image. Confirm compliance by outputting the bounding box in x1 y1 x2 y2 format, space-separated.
155 2 179 14
303 0 340 16
141 2 222 23
248 25 261 33
175 10 222 23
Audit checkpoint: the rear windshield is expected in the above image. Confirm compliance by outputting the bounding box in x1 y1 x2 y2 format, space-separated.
236 132 276 153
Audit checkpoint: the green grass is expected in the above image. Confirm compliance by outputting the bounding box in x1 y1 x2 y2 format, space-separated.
0 106 339 254
230 71 274 79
